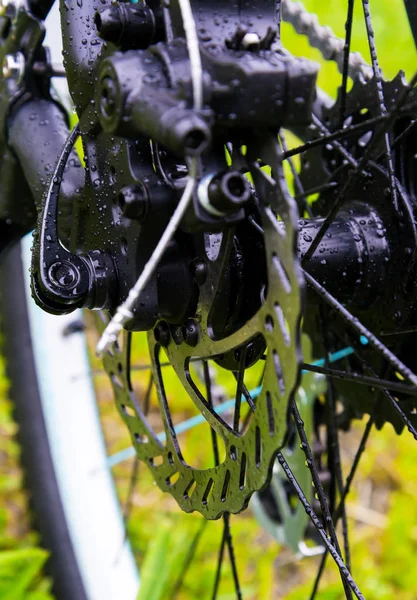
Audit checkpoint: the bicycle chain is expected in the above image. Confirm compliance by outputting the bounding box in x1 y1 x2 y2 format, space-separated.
281 0 373 81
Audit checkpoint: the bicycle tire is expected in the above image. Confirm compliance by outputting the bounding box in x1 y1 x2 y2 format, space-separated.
0 238 139 600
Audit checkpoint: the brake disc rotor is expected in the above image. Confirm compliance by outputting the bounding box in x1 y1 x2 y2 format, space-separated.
251 335 327 554
101 132 304 518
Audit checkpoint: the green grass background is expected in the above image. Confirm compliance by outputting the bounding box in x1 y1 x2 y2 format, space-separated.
1 1 417 598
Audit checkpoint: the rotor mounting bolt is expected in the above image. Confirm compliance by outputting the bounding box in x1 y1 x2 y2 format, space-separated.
118 183 149 221
48 261 80 290
3 53 25 83
154 321 171 347
182 319 199 347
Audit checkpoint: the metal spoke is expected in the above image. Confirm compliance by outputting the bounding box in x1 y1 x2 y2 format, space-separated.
122 371 153 526
328 377 352 576
319 307 352 578
303 362 417 397
380 325 417 337
211 516 242 599
224 514 242 600
279 131 313 217
311 415 374 599
339 0 356 128
309 550 328 600
303 270 417 387
283 113 388 160
311 114 359 169
212 519 228 600
302 71 417 264
334 416 374 523
122 457 139 524
276 0 282 39
203 360 242 598
232 373 256 413
204 360 221 466
291 400 351 596
233 347 248 431
294 181 339 201
361 0 398 211
277 452 365 600
378 118 417 158
359 358 417 440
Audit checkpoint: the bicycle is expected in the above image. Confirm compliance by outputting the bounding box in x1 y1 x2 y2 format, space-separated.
1 0 417 598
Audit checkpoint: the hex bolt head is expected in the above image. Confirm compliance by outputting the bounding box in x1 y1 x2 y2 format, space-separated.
154 321 171 347
118 183 149 221
182 319 199 347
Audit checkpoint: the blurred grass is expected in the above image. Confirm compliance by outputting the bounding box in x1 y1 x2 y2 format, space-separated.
1 1 417 599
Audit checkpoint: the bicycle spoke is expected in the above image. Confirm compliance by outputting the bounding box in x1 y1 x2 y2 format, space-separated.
279 131 313 217
277 451 365 600
203 361 242 598
123 457 139 524
233 348 248 432
302 71 417 264
320 308 352 575
362 0 399 209
283 114 387 161
311 114 359 168
224 514 242 600
327 378 352 573
291 400 352 596
378 118 417 157
293 181 339 201
380 325 417 337
304 270 417 386
302 362 417 396
212 518 228 600
232 373 256 413
211 511 242 597
309 550 328 600
311 415 375 599
334 415 375 523
203 360 222 466
339 0 355 128
358 357 417 440
276 0 282 39
123 372 153 523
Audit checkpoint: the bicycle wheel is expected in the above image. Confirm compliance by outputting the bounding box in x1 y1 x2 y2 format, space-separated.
2 0 417 598
0 237 139 600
